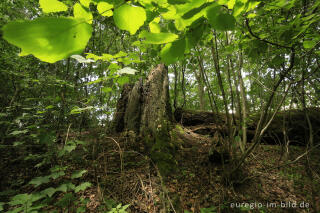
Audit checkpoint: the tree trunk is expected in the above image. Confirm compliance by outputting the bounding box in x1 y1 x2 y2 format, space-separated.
113 63 173 146
140 64 173 137
113 64 174 175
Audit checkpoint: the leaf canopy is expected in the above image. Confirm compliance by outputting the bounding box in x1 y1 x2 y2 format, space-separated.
160 38 186 65
206 11 236 31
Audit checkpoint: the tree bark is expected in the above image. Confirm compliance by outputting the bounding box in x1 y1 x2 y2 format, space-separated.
113 64 175 175
113 63 173 138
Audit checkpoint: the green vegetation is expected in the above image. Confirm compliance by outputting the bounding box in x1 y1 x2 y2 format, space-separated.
1 0 320 212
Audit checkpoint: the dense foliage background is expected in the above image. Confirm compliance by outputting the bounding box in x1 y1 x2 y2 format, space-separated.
0 0 319 212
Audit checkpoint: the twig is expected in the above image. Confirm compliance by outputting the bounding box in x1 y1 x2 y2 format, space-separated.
64 123 72 145
106 137 123 173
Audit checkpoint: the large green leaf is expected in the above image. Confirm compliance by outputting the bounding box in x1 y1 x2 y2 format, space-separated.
175 0 207 16
80 0 92 8
149 17 161 33
41 187 57 198
39 0 68 13
113 4 146 35
29 176 50 187
71 170 87 179
9 193 44 206
117 67 138 75
73 3 93 24
160 38 186 65
2 17 92 63
139 31 178 44
75 182 92 193
206 10 236 31
97 2 113 17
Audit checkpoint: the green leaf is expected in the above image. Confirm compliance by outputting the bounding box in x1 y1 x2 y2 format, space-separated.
71 55 95 63
64 144 77 153
71 170 87 179
227 0 236 9
73 3 93 24
56 184 68 193
8 193 43 206
49 171 65 179
168 0 189 4
174 1 214 31
102 87 113 93
233 1 247 17
77 206 86 213
29 176 50 187
39 0 68 13
80 0 92 8
2 17 92 63
113 51 127 58
206 12 236 31
175 0 207 16
117 67 137 75
70 106 94 114
113 4 146 35
97 2 113 17
200 206 216 213
303 40 316 49
55 193 76 207
139 31 178 44
149 21 161 33
117 76 130 86
9 194 30 205
41 187 56 197
160 38 186 65
10 130 28 135
50 165 68 172
0 202 4 211
75 182 92 193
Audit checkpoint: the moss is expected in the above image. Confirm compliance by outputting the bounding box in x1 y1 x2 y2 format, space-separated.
175 124 184 134
147 120 177 176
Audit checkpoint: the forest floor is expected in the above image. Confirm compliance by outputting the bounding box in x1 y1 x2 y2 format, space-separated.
78 124 320 213
1 124 320 213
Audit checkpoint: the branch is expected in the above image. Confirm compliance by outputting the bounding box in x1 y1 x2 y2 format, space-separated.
245 18 292 49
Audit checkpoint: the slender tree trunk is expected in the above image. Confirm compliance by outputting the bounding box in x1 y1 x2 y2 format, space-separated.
210 33 233 153
193 65 206 110
231 48 295 174
300 67 317 212
225 32 236 124
230 58 242 122
196 53 219 114
237 51 248 153
173 64 178 110
181 62 186 108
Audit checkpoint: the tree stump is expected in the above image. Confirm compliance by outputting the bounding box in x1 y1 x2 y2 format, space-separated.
113 64 173 135
113 64 175 175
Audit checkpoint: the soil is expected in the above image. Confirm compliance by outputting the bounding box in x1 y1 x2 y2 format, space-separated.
80 123 320 213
